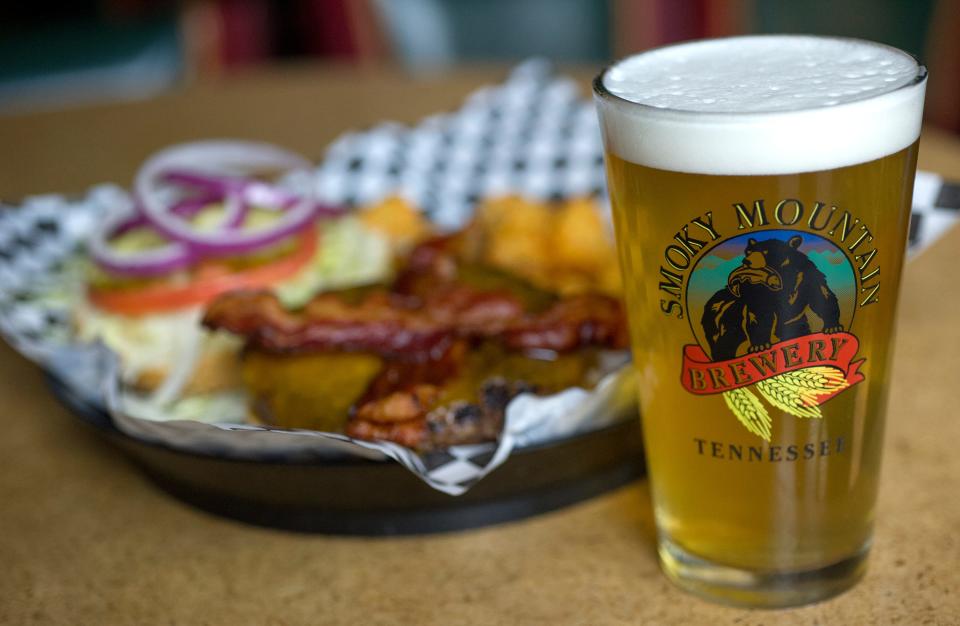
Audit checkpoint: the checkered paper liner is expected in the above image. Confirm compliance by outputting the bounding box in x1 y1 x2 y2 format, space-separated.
1 61 957 495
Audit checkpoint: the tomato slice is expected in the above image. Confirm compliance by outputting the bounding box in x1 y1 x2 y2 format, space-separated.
88 226 318 316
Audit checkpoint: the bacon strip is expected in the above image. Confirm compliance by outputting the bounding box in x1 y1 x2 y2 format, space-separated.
345 379 532 452
204 290 455 357
203 288 626 356
502 294 629 352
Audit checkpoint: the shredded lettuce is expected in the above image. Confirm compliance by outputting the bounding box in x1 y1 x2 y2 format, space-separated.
190 203 283 232
275 216 392 308
122 389 250 424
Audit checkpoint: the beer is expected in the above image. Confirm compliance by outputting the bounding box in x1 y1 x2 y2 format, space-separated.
594 36 926 607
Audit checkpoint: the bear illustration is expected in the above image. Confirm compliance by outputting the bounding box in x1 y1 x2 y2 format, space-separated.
701 235 843 361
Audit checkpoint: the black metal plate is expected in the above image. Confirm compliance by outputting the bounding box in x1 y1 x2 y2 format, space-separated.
46 374 645 535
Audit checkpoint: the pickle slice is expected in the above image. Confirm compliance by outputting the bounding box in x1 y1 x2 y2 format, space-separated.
242 350 383 431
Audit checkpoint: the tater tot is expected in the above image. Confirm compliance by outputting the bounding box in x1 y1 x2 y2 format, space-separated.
360 196 432 249
480 197 553 277
552 198 613 272
472 195 622 295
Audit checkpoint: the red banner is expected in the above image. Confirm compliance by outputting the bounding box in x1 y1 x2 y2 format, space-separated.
680 332 865 397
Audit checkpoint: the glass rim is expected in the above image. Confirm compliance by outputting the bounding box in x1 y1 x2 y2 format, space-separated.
593 34 928 120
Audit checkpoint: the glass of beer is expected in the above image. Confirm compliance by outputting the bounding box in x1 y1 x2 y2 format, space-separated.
594 35 926 607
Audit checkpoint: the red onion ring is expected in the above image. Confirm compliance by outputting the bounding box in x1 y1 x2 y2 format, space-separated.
89 206 197 277
91 141 346 277
135 141 339 255
110 193 220 237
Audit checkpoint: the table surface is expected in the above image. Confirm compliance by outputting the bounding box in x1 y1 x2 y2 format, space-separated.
1 65 959 626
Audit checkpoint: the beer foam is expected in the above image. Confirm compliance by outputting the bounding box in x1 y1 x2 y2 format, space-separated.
596 36 926 174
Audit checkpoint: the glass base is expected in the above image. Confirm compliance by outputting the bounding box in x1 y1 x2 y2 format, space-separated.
658 536 869 608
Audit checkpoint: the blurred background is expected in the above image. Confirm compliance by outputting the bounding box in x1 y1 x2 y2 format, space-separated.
2 0 958 132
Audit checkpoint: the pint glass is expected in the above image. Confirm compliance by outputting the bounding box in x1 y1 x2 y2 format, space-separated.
594 36 927 607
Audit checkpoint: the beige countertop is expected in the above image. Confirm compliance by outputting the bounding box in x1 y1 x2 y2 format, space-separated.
1 66 959 625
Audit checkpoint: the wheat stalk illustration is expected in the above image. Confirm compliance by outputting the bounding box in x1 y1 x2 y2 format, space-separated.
723 367 849 438
756 378 823 418
722 387 772 441
770 367 850 392
757 366 849 419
